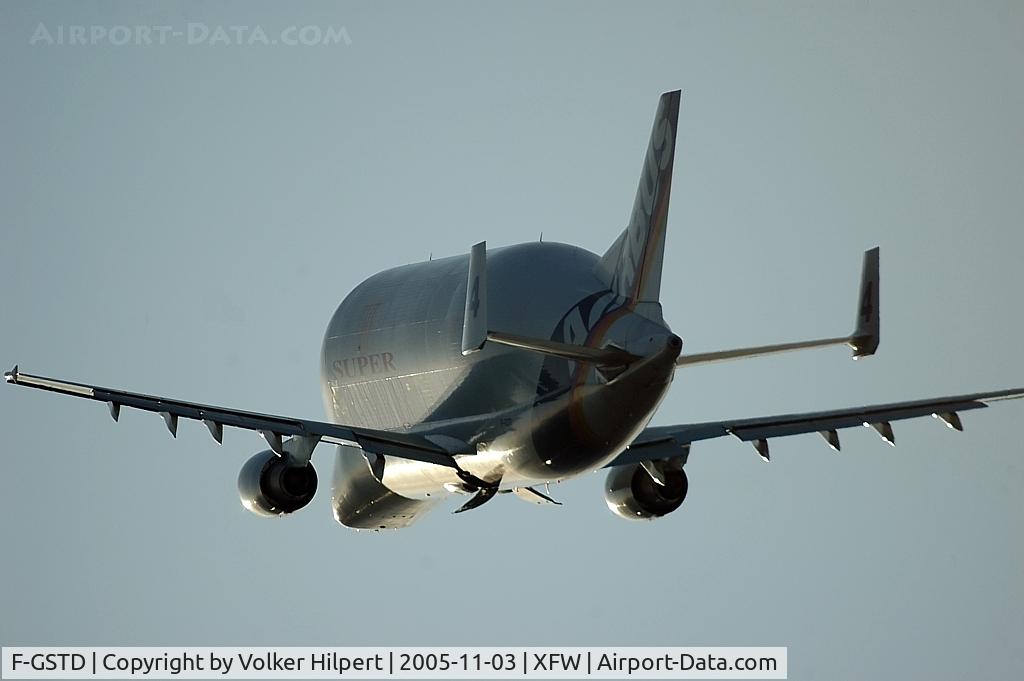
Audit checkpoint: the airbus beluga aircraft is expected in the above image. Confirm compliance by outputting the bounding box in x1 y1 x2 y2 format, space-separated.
7 91 1023 529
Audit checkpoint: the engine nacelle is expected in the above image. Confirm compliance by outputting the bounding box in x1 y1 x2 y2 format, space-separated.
605 462 688 520
238 449 318 517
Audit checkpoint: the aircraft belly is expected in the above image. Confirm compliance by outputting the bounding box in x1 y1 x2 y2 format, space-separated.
331 445 442 529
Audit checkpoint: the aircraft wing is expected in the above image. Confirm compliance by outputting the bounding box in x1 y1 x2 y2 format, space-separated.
609 388 1024 465
3 365 461 468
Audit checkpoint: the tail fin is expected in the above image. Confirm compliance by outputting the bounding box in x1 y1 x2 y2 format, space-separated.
597 90 681 305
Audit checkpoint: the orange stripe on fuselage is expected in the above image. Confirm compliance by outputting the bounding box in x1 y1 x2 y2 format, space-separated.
630 162 674 303
565 155 674 451
565 302 632 447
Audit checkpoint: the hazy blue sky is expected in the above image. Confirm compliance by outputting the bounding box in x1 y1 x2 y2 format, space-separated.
1 1 1022 679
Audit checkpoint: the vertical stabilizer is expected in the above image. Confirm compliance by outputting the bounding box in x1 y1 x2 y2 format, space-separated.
597 90 680 305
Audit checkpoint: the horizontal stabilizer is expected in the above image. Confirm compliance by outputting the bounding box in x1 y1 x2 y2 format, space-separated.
460 242 641 368
677 247 881 366
486 331 640 367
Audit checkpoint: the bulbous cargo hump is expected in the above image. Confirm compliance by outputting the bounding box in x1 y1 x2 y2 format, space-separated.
319 241 607 431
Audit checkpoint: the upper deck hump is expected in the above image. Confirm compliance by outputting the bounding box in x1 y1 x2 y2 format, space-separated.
320 242 606 430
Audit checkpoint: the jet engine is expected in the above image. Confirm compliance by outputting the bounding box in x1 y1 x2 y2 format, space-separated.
604 461 688 520
237 449 318 517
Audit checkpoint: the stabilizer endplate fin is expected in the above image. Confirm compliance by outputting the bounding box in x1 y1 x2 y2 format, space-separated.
851 246 880 358
461 241 488 355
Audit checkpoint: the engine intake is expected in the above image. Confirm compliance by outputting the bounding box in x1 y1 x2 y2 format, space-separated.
605 462 688 520
238 449 318 517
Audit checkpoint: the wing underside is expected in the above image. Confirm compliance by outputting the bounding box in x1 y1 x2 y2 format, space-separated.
4 366 462 468
610 388 1024 466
